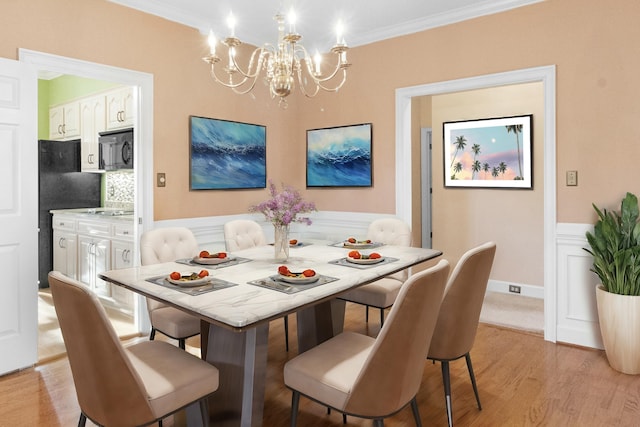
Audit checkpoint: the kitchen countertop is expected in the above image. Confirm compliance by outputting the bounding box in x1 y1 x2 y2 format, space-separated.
50 207 134 221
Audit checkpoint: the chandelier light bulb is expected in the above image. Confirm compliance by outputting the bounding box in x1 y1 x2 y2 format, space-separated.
288 9 297 33
208 30 217 55
336 22 344 45
227 12 236 37
314 51 322 75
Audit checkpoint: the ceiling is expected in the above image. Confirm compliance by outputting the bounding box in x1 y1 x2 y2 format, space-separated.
109 0 542 50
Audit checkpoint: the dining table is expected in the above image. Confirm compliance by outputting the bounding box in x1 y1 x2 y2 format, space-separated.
99 239 442 427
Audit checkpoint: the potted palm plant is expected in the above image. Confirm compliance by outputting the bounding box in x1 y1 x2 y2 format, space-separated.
585 192 640 374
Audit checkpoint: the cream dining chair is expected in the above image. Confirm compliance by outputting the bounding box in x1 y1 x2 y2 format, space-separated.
48 271 219 427
339 217 412 326
223 219 292 351
427 241 496 427
140 227 204 354
284 259 450 426
223 219 268 252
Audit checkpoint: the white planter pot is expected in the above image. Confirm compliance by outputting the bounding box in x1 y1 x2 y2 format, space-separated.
595 285 640 375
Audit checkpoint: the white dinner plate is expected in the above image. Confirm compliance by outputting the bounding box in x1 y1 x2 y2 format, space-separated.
192 255 234 265
167 273 210 287
343 241 375 249
277 273 320 285
346 256 385 265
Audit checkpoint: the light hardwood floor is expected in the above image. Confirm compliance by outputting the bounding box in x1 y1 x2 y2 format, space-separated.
3 303 639 426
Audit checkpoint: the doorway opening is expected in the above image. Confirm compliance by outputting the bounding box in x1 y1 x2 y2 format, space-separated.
395 65 557 342
20 49 155 362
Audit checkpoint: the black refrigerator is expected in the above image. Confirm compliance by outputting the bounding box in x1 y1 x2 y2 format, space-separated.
38 139 101 288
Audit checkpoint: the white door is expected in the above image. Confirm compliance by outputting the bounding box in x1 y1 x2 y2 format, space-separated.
0 57 38 374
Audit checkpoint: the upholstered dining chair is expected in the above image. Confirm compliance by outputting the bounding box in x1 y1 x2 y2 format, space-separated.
223 219 268 252
339 217 412 326
48 271 219 427
223 219 292 351
427 241 497 427
284 259 450 427
140 227 203 354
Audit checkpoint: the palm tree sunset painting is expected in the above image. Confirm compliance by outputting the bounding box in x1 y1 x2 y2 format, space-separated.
443 115 532 189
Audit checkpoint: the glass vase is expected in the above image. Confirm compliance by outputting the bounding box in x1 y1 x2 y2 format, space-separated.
274 224 290 262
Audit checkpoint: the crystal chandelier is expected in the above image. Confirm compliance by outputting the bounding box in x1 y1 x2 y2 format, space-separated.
202 10 350 107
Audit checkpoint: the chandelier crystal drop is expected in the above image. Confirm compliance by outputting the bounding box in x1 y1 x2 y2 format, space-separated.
202 10 350 107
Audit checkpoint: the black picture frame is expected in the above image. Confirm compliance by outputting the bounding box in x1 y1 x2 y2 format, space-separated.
443 114 532 189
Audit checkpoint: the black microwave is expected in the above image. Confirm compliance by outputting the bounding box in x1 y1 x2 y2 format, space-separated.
99 128 134 170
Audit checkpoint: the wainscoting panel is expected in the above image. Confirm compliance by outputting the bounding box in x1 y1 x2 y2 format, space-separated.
556 223 603 349
155 211 394 251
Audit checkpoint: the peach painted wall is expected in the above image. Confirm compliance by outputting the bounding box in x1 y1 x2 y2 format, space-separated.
2 0 639 244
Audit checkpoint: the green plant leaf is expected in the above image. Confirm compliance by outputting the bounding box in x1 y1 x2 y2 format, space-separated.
584 192 640 296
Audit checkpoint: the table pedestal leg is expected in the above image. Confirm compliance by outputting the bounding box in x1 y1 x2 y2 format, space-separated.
296 299 346 353
199 322 269 427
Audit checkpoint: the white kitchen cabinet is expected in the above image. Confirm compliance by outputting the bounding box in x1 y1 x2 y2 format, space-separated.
52 229 77 279
78 234 111 297
79 95 106 171
49 101 81 140
105 87 134 130
53 212 135 313
111 239 134 310
78 220 112 298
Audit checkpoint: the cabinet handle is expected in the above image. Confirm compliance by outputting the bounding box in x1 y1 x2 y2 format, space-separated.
62 123 66 134
122 249 130 263
122 230 129 235
88 153 94 164
58 124 63 134
59 237 66 249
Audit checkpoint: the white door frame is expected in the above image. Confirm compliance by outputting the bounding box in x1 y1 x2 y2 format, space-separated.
395 65 557 342
19 49 154 333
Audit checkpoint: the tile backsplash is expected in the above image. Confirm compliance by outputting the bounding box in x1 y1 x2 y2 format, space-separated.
104 170 134 211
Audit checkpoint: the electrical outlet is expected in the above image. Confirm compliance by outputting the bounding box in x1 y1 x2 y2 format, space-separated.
157 172 166 187
566 170 578 186
508 285 521 294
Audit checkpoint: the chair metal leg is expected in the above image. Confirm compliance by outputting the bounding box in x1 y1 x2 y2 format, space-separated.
78 413 87 427
365 305 369 322
410 397 422 427
465 353 482 410
158 420 163 427
373 418 385 427
441 361 453 427
291 391 300 427
284 315 289 352
380 308 385 327
149 327 156 340
327 407 346 424
178 338 186 350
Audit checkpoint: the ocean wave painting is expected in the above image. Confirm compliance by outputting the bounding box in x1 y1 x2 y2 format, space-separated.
190 116 266 190
306 123 372 187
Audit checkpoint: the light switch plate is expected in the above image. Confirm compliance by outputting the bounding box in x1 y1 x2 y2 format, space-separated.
566 170 577 186
157 172 166 187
